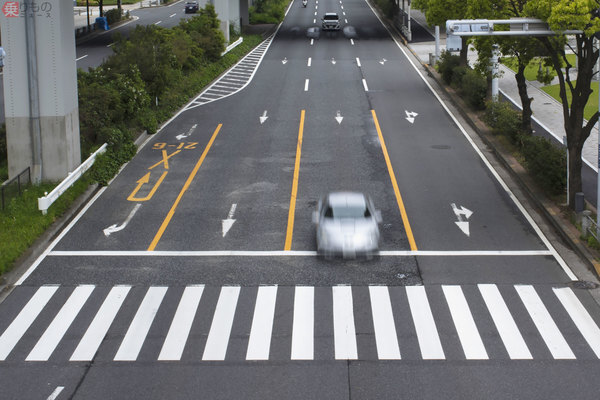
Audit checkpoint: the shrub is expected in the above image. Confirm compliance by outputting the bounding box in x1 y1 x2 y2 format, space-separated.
520 135 566 195
437 51 461 85
89 128 137 185
461 69 487 110
104 8 122 25
484 101 522 143
451 66 468 89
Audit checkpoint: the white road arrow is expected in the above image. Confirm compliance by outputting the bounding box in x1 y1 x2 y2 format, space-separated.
282 57 288 64
260 110 269 124
379 58 387 65
331 57 337 65
405 110 419 124
222 203 237 237
451 203 473 237
176 123 198 141
103 204 142 237
335 110 344 124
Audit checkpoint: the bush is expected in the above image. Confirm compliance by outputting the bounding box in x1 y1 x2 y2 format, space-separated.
461 69 487 110
89 128 137 185
249 0 287 24
104 8 122 25
451 66 468 89
484 101 522 143
520 135 566 195
437 51 461 85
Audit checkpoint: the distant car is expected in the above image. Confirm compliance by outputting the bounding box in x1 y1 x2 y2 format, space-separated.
185 1 198 13
322 12 340 30
313 192 382 258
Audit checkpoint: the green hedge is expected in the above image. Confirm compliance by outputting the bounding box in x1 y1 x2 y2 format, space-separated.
520 135 566 196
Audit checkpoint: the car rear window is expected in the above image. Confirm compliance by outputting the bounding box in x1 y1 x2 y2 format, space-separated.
324 15 338 20
328 205 369 219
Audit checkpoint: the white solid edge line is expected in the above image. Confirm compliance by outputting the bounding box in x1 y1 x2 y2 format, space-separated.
15 187 107 286
363 0 577 281
47 250 554 257
46 387 64 400
76 54 88 61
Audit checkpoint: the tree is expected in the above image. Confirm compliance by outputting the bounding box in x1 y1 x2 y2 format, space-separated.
413 0 470 64
469 0 551 134
525 0 600 207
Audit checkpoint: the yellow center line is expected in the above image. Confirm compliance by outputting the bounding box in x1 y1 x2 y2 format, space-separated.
284 109 305 251
371 109 418 251
147 124 223 251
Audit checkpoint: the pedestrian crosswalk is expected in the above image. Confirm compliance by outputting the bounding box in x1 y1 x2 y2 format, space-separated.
0 284 599 363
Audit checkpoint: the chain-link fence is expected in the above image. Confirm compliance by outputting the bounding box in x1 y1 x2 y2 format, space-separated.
1 167 31 210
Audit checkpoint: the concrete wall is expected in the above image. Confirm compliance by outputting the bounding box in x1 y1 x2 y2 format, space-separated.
1 0 80 181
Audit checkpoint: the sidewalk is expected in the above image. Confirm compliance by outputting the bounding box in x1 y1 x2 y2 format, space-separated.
407 11 599 177
73 1 159 30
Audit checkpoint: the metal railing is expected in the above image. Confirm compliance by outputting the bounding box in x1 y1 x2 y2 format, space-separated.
0 167 31 210
581 210 599 242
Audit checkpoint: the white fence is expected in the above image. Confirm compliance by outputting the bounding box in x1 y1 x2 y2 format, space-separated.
38 143 107 215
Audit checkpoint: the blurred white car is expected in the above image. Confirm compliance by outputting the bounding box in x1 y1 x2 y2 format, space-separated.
313 192 382 258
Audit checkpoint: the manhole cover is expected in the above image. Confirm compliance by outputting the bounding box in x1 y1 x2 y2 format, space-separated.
568 280 599 289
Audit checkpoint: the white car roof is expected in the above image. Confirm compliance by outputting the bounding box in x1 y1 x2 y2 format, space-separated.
327 192 367 208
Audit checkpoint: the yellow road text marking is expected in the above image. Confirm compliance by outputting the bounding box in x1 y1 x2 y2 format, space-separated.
285 110 305 251
127 171 168 202
147 124 223 251
371 110 418 251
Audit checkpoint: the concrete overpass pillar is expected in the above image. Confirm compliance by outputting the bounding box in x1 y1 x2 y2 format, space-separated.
1 1 80 182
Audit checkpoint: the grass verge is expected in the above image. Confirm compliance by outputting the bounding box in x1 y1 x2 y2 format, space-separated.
541 81 599 121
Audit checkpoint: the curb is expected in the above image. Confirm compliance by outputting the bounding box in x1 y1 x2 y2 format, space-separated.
421 62 600 279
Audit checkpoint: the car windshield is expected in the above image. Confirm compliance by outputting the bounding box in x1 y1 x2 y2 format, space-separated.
325 205 370 219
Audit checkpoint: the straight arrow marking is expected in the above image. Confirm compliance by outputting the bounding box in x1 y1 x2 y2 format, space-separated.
222 204 237 237
335 110 343 124
260 111 269 124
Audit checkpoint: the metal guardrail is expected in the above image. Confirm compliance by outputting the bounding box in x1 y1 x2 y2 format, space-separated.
38 143 107 215
0 167 31 210
581 210 599 242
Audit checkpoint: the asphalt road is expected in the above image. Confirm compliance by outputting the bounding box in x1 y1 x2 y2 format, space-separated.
2 0 600 399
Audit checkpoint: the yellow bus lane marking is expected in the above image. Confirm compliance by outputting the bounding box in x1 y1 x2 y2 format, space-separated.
371 109 418 251
149 149 181 170
284 110 306 251
147 124 223 251
127 171 168 202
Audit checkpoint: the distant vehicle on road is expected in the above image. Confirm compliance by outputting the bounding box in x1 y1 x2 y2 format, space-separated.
322 12 340 30
313 192 382 258
185 1 198 13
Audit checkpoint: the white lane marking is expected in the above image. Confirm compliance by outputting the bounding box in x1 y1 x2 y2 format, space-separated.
202 286 240 361
333 286 358 360
341 5 344 9
154 20 162 25
114 287 168 361
246 286 278 360
364 0 576 281
46 387 64 400
406 286 445 359
27 285 95 361
369 286 401 359
304 79 309 91
362 79 369 91
158 285 204 361
345 19 348 23
553 287 600 358
343 11 346 15
169 13 176 17
291 286 314 360
76 55 88 61
350 38 355 45
442 285 488 360
515 285 575 359
307 57 312 67
356 57 361 67
70 286 131 361
478 284 532 359
314 11 317 15
0 286 59 360
310 38 314 45
106 43 114 48
313 18 316 23
48 250 555 257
